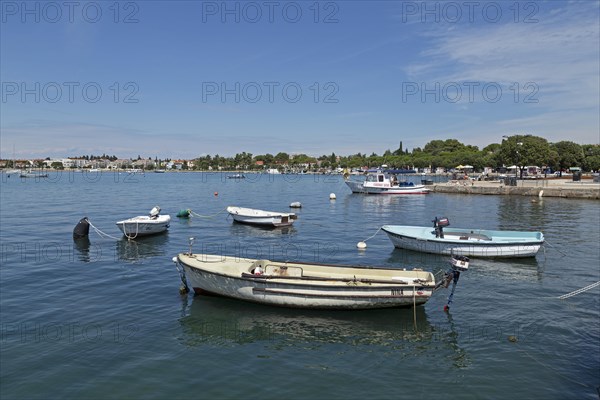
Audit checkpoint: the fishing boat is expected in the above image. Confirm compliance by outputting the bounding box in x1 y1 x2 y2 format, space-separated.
345 170 430 194
227 206 297 227
173 252 437 309
381 217 544 258
116 206 171 238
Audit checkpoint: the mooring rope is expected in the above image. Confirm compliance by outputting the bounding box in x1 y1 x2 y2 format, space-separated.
87 219 122 241
543 240 568 257
122 219 139 241
189 208 228 218
558 281 600 300
362 226 382 243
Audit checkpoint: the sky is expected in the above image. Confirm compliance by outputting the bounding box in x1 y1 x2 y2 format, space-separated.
1 0 599 160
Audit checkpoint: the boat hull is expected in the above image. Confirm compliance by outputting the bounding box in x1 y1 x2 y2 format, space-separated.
227 206 296 227
382 225 544 258
345 180 430 194
177 254 436 309
116 215 171 237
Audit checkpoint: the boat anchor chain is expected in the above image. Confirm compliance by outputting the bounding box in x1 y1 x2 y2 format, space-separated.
435 255 469 312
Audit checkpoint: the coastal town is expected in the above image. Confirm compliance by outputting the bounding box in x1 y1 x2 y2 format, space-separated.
2 136 600 177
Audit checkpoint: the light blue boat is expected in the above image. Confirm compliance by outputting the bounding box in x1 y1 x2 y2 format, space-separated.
381 218 544 258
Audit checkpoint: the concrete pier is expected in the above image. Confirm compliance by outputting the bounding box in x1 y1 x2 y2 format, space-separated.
432 178 600 200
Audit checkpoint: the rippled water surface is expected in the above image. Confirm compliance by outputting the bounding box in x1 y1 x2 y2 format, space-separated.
1 172 599 399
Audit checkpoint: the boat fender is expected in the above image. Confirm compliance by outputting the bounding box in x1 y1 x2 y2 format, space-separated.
356 241 367 249
73 217 90 239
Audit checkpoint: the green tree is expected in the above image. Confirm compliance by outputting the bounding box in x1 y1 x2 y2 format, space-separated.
551 141 584 172
500 135 550 178
582 144 600 172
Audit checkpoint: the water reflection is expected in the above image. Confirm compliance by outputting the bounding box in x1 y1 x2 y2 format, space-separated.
228 222 297 238
470 257 542 281
73 237 93 262
386 248 542 282
179 296 433 347
114 233 170 263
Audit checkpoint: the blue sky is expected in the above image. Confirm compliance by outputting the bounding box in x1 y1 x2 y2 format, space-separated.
1 0 599 159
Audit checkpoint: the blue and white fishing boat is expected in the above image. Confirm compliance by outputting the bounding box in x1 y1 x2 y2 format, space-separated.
345 170 430 195
381 217 544 258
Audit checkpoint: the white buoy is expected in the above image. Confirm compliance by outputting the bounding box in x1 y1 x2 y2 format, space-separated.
356 241 367 249
290 201 302 208
329 193 336 200
538 190 544 198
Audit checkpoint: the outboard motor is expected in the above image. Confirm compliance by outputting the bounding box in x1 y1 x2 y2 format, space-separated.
149 206 161 220
432 216 450 238
436 254 469 312
73 217 90 239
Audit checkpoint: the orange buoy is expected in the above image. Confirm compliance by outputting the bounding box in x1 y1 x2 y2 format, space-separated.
214 192 218 196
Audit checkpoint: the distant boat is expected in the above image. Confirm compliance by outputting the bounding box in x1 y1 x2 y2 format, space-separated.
227 173 246 179
381 217 544 258
173 253 437 309
227 206 297 227
154 169 166 173
4 169 20 176
20 170 48 178
116 206 171 238
265 168 280 174
345 170 430 194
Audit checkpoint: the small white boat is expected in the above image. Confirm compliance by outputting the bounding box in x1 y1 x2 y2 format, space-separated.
173 253 436 309
116 206 171 238
20 170 49 178
4 169 20 176
345 170 430 194
227 206 297 227
227 173 246 179
381 217 545 258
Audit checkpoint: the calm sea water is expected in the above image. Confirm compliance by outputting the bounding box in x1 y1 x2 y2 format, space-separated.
1 171 599 399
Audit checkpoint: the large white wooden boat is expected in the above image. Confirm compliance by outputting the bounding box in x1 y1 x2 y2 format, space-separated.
381 217 544 258
174 253 437 309
227 206 297 227
116 206 171 238
345 171 430 194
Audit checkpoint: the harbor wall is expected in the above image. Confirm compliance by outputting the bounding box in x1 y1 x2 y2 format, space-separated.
432 181 600 200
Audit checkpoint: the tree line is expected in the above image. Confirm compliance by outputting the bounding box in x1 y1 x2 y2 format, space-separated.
190 136 600 173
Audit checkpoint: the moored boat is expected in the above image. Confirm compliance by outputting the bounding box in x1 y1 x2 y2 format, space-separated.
227 206 297 227
345 170 430 194
173 253 437 309
116 206 171 238
381 217 544 258
19 170 49 178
